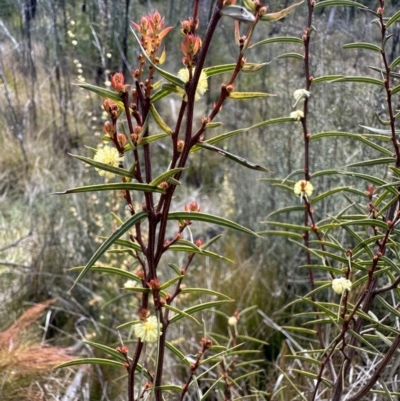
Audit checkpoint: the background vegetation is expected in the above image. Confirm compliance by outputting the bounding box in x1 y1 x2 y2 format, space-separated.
2 0 400 400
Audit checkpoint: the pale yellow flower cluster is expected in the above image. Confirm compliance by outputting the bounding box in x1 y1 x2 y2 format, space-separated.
134 316 162 343
332 278 352 294
290 110 304 121
293 89 310 101
177 68 208 101
294 180 313 197
93 145 124 178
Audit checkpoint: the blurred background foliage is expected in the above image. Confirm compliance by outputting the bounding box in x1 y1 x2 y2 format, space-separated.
1 0 400 399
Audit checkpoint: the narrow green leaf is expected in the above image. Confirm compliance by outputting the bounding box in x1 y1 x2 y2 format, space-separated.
151 84 179 103
169 300 233 324
83 340 126 362
260 1 304 22
195 142 270 172
237 335 268 345
258 230 303 240
250 36 303 48
233 369 265 382
285 356 322 367
311 187 354 205
391 85 400 95
150 168 184 187
164 304 201 326
181 288 233 300
130 27 185 88
205 122 223 129
281 327 317 336
377 296 400 319
109 238 142 252
70 266 142 282
340 171 397 194
386 9 400 28
311 169 341 178
68 212 148 292
359 125 392 135
261 221 311 231
300 298 340 320
368 65 400 78
347 157 395 167
343 42 381 52
54 183 164 195
311 75 344 84
191 117 294 153
201 343 244 364
300 264 344 275
267 205 305 217
76 83 123 103
56 358 123 369
139 133 170 146
220 5 255 22
229 91 276 99
117 320 141 330
203 63 269 77
250 117 296 130
276 52 304 60
339 218 389 230
159 275 185 290
69 153 135 179
165 342 191 366
167 211 258 236
275 366 308 401
201 234 223 250
200 377 224 401
168 263 181 275
314 0 368 8
390 55 400 70
311 132 392 156
243 0 256 11
375 112 391 125
347 330 382 356
242 62 271 72
333 76 384 86
203 64 237 76
168 245 232 262
150 104 173 134
292 369 332 387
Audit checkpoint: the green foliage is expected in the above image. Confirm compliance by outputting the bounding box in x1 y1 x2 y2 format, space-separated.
3 0 400 400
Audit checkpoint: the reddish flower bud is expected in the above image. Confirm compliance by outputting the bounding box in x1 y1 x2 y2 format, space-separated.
117 133 127 147
103 121 115 136
177 140 185 153
180 34 202 58
111 72 129 93
159 181 169 190
103 98 116 113
185 201 200 212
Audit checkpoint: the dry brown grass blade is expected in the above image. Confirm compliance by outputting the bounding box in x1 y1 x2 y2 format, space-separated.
0 299 56 346
0 299 73 377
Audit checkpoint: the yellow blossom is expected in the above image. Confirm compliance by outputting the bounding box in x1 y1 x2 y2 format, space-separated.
332 277 352 294
294 180 313 197
93 145 124 179
293 89 310 101
134 315 162 343
177 68 208 101
228 316 238 326
290 110 304 121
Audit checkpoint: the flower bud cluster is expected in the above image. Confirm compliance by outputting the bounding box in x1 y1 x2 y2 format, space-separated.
132 11 172 61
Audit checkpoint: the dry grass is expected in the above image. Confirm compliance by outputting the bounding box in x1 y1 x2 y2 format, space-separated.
0 299 74 401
